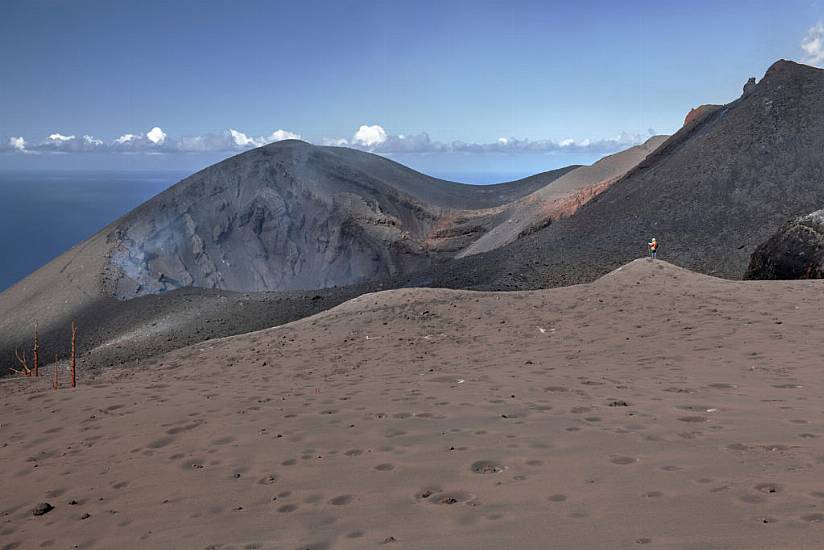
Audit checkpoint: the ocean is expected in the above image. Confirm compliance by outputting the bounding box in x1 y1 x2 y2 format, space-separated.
0 170 528 293
0 171 186 292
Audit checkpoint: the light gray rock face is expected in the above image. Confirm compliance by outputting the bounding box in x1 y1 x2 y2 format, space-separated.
745 209 824 279
103 140 570 296
107 142 433 295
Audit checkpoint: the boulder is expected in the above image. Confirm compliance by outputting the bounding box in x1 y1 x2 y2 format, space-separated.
745 209 824 279
33 502 54 516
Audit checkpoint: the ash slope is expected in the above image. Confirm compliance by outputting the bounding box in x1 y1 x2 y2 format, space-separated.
458 135 668 257
428 60 824 290
4 260 824 549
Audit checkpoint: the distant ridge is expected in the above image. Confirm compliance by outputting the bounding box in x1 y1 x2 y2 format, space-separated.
425 60 824 289
457 135 667 257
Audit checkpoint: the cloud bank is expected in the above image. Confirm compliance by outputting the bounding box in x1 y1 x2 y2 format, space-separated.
326 124 655 156
3 127 303 154
2 124 654 158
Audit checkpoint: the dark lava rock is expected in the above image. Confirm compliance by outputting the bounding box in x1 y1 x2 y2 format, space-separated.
743 76 757 96
33 502 54 516
745 209 824 279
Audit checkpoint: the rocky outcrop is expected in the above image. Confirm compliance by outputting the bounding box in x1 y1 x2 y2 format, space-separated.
745 209 824 279
743 77 757 96
683 104 722 127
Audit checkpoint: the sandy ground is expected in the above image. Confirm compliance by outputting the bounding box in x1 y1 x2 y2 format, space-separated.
3 259 824 549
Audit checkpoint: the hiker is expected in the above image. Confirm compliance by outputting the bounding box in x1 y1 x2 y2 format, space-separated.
648 237 658 259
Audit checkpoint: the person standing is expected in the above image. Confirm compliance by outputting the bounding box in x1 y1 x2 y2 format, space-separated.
648 237 658 259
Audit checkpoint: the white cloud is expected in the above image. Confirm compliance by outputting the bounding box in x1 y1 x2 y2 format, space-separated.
337 125 651 156
82 135 103 146
221 128 302 149
115 133 139 144
193 128 303 151
229 128 259 148
267 129 301 142
325 124 651 156
172 128 303 152
12 132 106 152
322 137 349 146
146 126 167 145
3 126 306 154
42 133 106 152
2 124 654 158
352 124 387 147
802 22 824 66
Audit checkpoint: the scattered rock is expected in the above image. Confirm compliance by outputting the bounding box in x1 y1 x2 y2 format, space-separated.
471 460 504 474
33 502 54 516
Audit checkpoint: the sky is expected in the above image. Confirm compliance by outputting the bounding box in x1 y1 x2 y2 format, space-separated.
2 0 824 177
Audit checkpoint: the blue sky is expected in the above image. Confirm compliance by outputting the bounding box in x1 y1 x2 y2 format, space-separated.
2 0 823 177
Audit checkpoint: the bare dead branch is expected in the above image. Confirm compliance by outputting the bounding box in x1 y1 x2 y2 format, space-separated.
71 321 77 388
33 321 39 377
13 349 32 376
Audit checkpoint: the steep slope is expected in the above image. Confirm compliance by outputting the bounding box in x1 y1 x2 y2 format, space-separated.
426 60 824 289
457 135 667 257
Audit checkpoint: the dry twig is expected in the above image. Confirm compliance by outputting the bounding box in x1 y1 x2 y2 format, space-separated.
33 321 39 377
10 349 32 376
71 321 77 388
